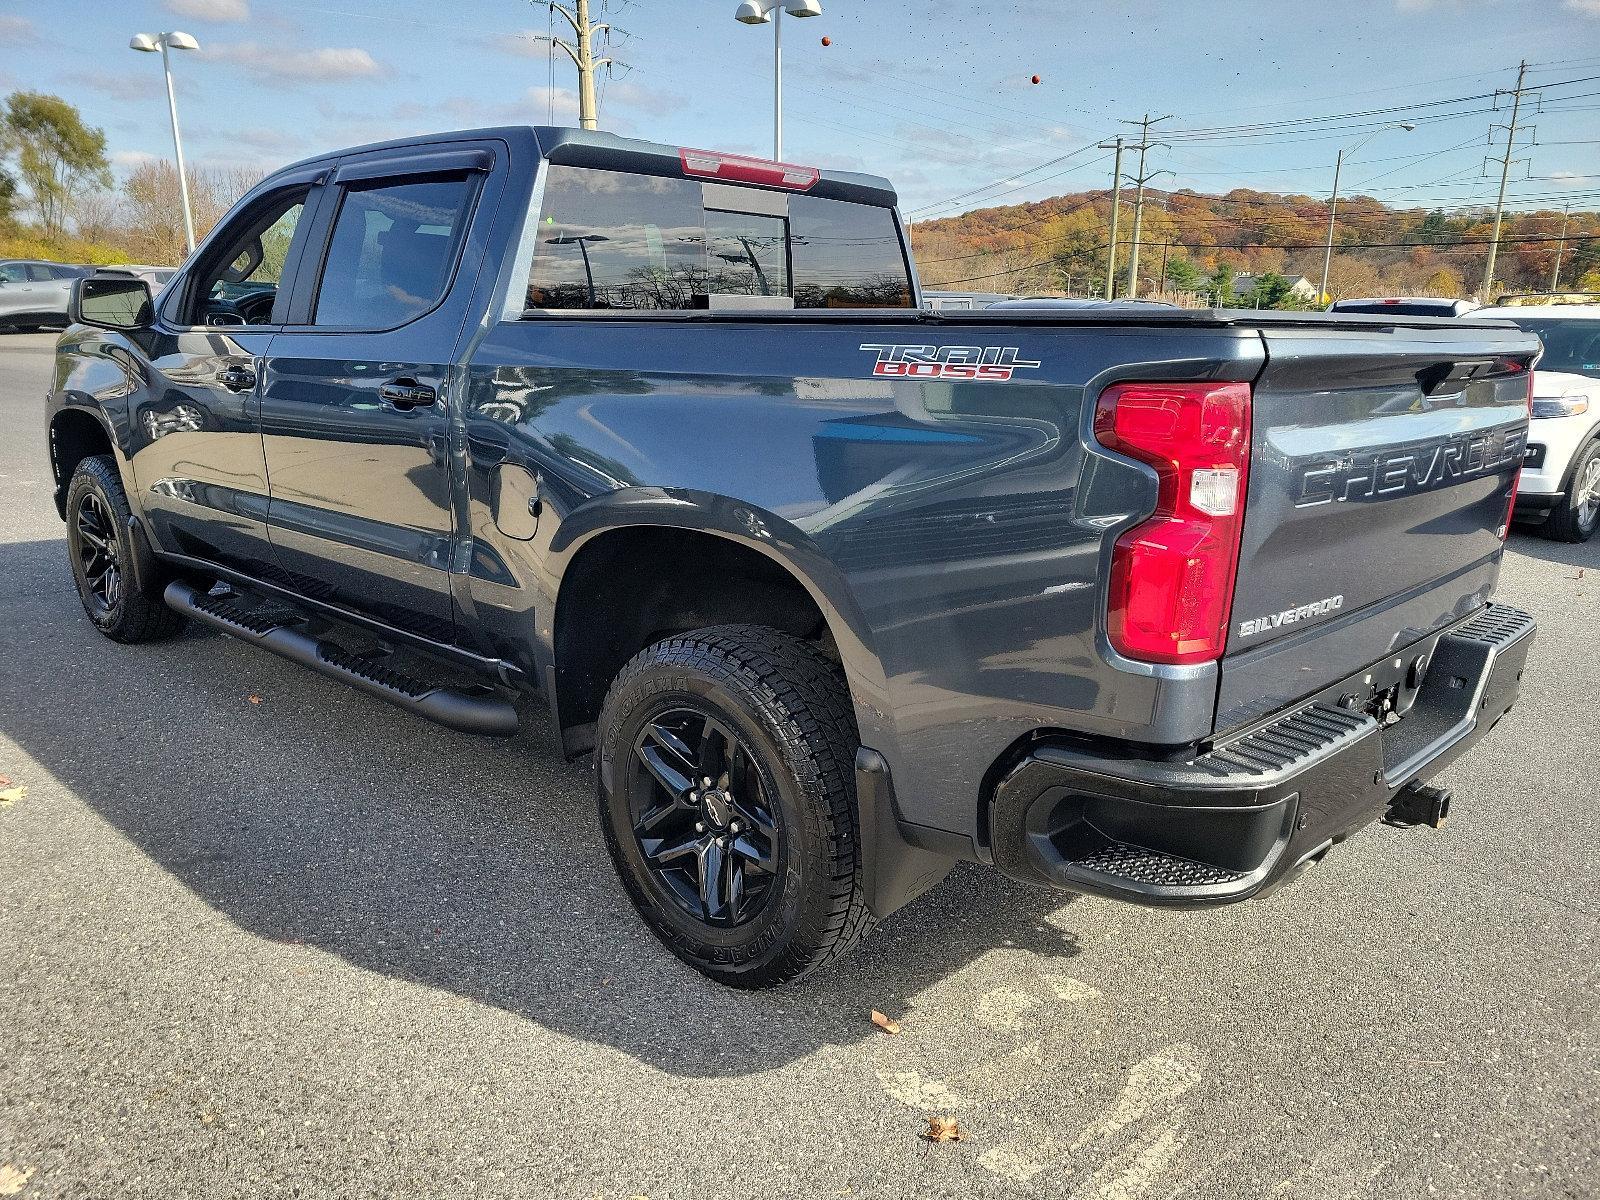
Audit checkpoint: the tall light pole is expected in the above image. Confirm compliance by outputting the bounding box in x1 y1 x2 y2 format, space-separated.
734 0 822 160
1318 122 1413 305
543 1 612 130
130 31 200 256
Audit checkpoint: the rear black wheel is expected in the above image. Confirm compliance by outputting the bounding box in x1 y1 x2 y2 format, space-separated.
596 625 874 988
65 455 185 642
1544 440 1600 543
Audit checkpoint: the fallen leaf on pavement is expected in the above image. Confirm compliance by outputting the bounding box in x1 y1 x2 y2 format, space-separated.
0 773 12 788
870 1009 901 1035
0 787 25 808
0 1163 33 1195
247 695 262 705
923 1116 964 1143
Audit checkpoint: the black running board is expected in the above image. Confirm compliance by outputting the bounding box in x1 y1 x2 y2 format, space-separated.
164 580 519 737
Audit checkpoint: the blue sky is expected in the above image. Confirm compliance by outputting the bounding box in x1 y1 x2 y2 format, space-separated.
3 0 1599 220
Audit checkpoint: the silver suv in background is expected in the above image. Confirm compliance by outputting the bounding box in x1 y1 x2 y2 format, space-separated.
0 260 92 331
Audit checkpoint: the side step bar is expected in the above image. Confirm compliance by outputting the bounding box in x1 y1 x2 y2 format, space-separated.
164 580 519 737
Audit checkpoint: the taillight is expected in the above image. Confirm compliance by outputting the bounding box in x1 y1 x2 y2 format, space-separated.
679 147 820 191
1503 370 1534 538
1094 381 1252 665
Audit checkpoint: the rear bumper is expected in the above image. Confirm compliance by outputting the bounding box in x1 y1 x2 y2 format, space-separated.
988 603 1535 907
1513 492 1560 521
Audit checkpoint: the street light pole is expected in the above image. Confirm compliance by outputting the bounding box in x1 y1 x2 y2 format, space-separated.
130 31 201 256
773 4 783 160
159 39 195 255
735 0 822 160
1317 122 1413 305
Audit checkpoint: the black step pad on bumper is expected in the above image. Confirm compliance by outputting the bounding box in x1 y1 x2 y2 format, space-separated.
166 581 519 737
989 603 1535 907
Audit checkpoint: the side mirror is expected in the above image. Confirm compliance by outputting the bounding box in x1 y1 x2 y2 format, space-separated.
71 273 154 331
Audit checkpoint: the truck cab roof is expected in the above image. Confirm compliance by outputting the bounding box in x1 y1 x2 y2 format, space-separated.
261 125 900 209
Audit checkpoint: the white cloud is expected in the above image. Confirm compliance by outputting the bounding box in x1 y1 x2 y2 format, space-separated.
164 0 251 21
1565 0 1600 14
524 86 582 125
111 149 162 170
202 43 384 83
0 14 37 42
495 29 557 58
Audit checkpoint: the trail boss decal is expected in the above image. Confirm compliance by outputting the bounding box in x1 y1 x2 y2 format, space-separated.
1238 595 1344 640
859 343 1042 381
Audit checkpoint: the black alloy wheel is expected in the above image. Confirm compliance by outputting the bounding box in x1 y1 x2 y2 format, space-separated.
596 625 875 987
626 707 781 927
74 489 124 619
64 454 185 643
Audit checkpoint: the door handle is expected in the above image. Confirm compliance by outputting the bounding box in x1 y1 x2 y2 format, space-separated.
218 365 256 392
379 379 437 410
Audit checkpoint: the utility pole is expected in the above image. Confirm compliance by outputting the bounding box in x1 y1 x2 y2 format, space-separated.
1099 137 1124 300
1122 113 1172 299
1482 60 1533 301
1551 204 1571 291
546 0 611 130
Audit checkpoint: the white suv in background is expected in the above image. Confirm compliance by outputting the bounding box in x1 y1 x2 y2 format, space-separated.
1475 304 1600 542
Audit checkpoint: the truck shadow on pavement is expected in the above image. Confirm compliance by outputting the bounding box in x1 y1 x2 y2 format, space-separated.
1505 527 1600 571
0 537 1083 1078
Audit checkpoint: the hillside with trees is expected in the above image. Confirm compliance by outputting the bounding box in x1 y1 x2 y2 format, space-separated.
4 88 1599 309
910 187 1600 305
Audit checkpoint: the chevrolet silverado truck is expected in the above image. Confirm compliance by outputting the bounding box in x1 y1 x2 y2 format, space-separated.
48 126 1538 987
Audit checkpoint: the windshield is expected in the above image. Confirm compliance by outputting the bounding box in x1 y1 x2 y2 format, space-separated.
1511 317 1600 380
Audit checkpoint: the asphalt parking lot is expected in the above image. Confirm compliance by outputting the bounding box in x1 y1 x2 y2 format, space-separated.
0 329 1596 1199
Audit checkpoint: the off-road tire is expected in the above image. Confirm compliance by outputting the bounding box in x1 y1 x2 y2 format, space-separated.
65 455 185 642
596 625 875 988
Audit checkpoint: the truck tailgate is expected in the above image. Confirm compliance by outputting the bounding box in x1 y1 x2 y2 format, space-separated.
1216 324 1535 733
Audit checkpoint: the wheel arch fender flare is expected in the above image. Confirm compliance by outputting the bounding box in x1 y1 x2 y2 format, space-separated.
546 486 897 752
48 397 131 520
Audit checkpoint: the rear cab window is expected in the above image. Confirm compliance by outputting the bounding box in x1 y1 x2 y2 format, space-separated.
525 164 913 312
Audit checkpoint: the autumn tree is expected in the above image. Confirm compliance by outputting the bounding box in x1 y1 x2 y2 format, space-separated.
1 92 111 237
120 161 262 264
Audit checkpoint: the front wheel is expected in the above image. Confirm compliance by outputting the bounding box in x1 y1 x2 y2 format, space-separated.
1544 440 1600 543
65 455 185 642
596 626 874 988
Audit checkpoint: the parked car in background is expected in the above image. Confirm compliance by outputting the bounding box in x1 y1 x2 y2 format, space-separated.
1477 303 1600 541
1492 292 1600 308
0 259 92 331
1328 297 1481 317
103 265 180 293
989 297 1181 313
921 289 1015 311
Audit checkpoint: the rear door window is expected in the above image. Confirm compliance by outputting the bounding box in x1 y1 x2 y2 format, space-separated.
313 175 476 328
524 164 912 311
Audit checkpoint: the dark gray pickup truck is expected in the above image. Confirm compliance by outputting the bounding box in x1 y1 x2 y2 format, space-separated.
48 126 1537 986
